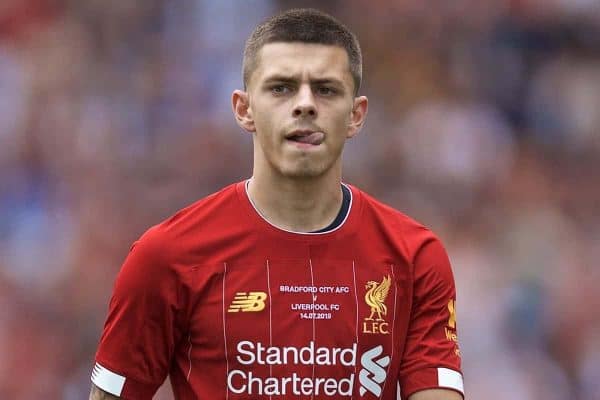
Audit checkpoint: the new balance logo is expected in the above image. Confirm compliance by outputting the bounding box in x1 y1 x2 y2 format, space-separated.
228 292 268 312
359 345 390 397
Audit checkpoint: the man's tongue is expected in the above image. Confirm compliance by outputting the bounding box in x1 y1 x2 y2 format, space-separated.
291 132 324 145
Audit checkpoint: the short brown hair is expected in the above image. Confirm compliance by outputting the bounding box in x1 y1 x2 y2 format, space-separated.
243 8 362 95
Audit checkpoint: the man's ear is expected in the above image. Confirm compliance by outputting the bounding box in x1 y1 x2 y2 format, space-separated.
347 96 368 139
232 90 256 132
346 96 369 139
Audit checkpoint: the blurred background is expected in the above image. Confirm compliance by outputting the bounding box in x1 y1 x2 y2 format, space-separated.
0 0 599 398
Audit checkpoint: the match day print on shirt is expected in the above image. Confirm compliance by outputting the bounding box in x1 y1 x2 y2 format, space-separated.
220 258 403 399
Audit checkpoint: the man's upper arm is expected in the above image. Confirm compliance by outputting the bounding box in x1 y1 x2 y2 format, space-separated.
89 383 121 400
91 227 189 399
408 388 463 400
398 234 464 398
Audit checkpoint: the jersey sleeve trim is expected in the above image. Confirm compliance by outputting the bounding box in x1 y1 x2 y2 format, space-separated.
91 361 160 399
438 367 464 393
91 362 125 396
401 366 464 399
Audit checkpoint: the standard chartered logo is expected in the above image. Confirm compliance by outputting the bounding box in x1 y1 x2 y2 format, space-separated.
359 345 390 397
226 341 390 397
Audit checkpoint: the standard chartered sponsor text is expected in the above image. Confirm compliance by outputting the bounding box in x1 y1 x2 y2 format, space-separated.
229 341 357 396
228 370 354 396
236 340 356 366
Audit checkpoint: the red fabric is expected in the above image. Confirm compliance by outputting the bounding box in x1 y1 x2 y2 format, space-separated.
95 181 462 399
398 237 463 398
0 0 61 41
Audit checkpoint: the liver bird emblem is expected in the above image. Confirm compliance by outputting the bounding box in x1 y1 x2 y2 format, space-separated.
365 275 391 321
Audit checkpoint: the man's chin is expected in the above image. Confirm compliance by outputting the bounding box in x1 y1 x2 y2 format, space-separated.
279 164 328 180
273 154 340 180
281 170 324 180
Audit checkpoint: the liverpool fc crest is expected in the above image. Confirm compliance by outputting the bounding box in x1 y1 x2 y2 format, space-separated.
363 275 391 334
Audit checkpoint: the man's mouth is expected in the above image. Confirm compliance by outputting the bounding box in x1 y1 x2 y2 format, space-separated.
286 130 325 146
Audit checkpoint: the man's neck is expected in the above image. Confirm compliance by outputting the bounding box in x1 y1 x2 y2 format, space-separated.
247 172 343 233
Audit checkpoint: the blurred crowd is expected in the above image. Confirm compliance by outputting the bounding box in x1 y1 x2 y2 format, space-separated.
0 0 599 399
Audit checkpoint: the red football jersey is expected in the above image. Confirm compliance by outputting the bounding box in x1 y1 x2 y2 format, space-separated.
92 181 463 399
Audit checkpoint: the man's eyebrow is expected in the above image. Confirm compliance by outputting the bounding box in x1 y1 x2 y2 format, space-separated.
263 75 299 84
311 78 345 87
263 75 346 87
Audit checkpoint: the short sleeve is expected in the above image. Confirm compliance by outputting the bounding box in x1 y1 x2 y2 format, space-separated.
399 236 464 399
92 228 187 399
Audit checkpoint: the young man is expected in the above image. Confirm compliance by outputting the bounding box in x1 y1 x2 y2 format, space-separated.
90 8 464 400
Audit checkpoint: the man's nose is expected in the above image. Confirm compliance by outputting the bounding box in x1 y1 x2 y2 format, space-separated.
292 85 317 118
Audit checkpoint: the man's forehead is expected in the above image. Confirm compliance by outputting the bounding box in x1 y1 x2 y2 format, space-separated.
253 42 351 83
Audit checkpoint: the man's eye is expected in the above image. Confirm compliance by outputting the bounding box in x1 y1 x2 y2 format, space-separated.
271 85 290 94
317 86 335 96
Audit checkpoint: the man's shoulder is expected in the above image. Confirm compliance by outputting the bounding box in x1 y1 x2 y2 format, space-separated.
162 181 241 227
353 186 430 231
350 185 440 252
133 182 245 255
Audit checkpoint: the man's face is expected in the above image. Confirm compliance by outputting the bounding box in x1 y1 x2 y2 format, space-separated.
237 42 367 179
